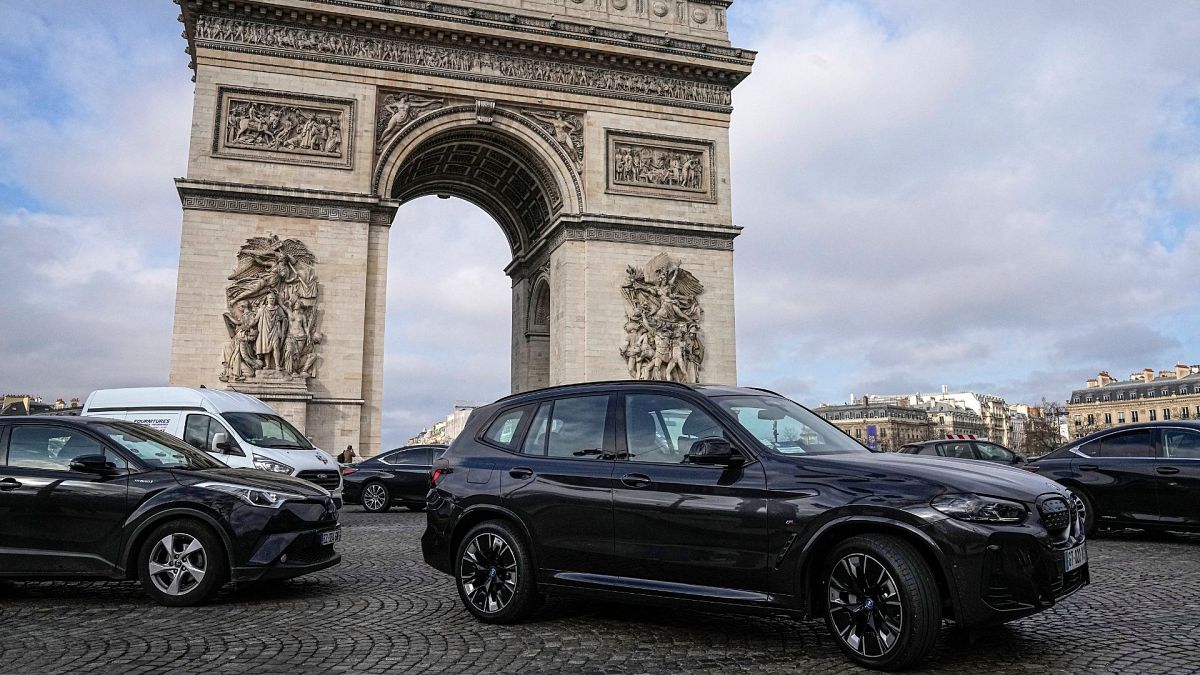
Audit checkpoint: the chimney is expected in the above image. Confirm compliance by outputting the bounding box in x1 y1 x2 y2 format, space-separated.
1176 364 1189 380
1159 370 1174 380
1097 371 1114 386
941 384 949 394
69 397 80 407
1086 379 1099 388
1144 368 1155 383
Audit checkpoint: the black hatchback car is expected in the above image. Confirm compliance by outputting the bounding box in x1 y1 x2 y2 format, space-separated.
422 382 1088 670
1025 421 1200 535
343 444 447 512
0 416 341 606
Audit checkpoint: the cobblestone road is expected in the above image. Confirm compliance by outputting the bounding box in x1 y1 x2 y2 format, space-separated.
2 511 1198 674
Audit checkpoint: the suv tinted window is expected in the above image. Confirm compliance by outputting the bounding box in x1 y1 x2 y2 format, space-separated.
1099 430 1153 458
546 396 609 460
1163 429 1200 459
6 426 122 472
521 403 552 456
484 407 529 448
624 394 723 464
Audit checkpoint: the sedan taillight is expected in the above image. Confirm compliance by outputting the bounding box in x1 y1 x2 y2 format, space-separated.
431 468 446 485
342 468 357 476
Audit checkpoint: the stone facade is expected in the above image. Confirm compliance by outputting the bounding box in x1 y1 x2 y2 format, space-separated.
815 402 934 452
1067 365 1200 439
168 0 753 456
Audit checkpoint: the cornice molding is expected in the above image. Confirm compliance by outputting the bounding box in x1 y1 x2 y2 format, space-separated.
176 179 398 224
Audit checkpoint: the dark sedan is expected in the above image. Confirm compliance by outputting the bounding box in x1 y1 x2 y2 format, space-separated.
899 437 1026 465
1025 421 1200 535
0 416 341 606
343 444 447 512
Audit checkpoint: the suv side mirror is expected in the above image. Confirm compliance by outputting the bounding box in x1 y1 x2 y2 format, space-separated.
686 437 742 466
70 454 118 476
210 432 229 454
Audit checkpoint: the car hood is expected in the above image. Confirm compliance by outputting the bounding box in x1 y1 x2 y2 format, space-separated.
789 452 1067 502
171 467 330 496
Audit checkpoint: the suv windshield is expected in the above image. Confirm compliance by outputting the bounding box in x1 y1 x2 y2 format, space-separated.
222 412 312 449
95 422 227 470
715 395 870 456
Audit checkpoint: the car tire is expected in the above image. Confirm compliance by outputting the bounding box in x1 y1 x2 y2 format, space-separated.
454 520 539 624
1071 489 1098 537
361 481 391 513
137 518 227 607
406 503 427 512
821 534 941 671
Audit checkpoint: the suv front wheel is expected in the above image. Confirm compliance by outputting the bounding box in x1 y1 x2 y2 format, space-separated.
821 534 941 670
454 520 539 623
137 519 228 607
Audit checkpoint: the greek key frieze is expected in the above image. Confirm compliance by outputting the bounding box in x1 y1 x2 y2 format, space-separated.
193 16 732 110
214 87 355 169
606 131 716 202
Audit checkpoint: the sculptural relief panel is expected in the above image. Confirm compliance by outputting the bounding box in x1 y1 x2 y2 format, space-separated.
607 131 715 202
214 87 355 169
220 234 324 385
620 253 705 383
375 89 450 153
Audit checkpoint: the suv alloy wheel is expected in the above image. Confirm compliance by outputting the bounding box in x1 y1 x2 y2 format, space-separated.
822 535 941 670
454 520 539 623
137 519 228 606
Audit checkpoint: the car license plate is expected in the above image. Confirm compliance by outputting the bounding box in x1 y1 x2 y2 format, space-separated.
319 529 341 546
1063 543 1087 573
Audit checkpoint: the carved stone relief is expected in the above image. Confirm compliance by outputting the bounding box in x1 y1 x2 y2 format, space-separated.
607 131 715 202
193 16 733 110
220 234 323 384
522 108 584 169
214 87 354 169
376 90 446 152
620 253 705 383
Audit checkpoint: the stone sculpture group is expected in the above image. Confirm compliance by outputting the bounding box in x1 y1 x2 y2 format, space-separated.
620 253 706 383
226 100 344 156
613 143 705 190
220 234 323 383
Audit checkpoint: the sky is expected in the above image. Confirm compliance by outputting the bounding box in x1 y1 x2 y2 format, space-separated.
1 1 1199 448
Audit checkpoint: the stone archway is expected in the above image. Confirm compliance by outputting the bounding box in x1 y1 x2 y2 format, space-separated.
168 0 754 456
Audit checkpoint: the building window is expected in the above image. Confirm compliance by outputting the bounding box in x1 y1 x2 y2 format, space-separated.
1103 395 1110 402
855 428 862 438
1162 388 1169 395
1164 409 1171 420
1148 391 1155 398
1104 413 1112 424
1086 395 1093 403
1087 414 1095 425
1150 409 1157 421
1182 407 1190 420
1074 415 1082 427
1117 393 1125 400
1132 411 1139 422
1118 412 1126 423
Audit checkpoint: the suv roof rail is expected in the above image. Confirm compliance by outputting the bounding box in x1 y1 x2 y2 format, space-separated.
493 379 698 404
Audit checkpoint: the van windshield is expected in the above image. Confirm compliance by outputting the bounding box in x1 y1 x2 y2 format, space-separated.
714 395 870 456
222 413 312 449
95 422 227 470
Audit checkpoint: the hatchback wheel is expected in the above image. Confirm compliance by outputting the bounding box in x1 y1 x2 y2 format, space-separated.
455 520 538 623
138 519 226 607
361 481 391 513
822 535 941 670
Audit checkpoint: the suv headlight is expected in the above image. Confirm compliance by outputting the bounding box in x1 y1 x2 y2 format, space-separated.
931 493 1027 524
196 481 303 508
253 454 294 474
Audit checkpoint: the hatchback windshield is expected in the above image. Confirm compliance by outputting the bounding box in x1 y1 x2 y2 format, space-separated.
715 395 869 456
222 412 312 449
95 422 227 470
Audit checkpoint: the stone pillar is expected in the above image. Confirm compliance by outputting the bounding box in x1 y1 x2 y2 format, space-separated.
358 215 393 457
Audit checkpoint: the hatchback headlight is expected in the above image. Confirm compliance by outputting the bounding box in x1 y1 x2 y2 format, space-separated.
196 481 303 508
931 493 1027 523
253 454 294 475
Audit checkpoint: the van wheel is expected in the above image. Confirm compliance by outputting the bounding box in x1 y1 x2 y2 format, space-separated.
138 519 227 607
455 520 538 624
361 481 391 512
822 535 941 670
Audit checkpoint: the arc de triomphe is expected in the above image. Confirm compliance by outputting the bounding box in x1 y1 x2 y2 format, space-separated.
168 0 755 455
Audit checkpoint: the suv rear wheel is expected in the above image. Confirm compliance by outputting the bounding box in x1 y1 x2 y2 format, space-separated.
137 519 227 607
454 520 538 623
821 535 941 670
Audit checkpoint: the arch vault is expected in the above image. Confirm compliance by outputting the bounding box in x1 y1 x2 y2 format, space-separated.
168 0 755 455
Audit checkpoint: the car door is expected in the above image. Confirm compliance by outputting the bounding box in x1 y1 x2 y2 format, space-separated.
498 395 619 582
1157 427 1200 529
611 392 769 596
183 413 252 468
1074 428 1158 526
380 447 436 501
0 423 130 575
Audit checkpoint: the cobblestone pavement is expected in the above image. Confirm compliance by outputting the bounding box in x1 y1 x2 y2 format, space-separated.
2 511 1199 675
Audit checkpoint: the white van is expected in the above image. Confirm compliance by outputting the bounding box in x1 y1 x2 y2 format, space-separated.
82 387 343 505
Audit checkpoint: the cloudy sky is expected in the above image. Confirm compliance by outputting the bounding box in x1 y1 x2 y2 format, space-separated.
2 1 1198 447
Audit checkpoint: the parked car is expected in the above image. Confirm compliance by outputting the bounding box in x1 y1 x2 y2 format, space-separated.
82 387 343 506
0 416 341 605
1024 421 1200 536
343 444 447 513
422 381 1088 670
898 437 1026 466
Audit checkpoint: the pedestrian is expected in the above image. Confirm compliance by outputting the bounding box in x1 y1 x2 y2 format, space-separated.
339 444 356 464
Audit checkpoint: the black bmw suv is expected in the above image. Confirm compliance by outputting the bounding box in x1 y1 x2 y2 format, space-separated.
423 382 1089 670
0 416 341 606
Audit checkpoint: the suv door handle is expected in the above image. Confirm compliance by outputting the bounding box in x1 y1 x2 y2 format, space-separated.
1078 464 1098 471
0 478 21 491
508 467 534 480
1157 466 1181 475
621 473 651 489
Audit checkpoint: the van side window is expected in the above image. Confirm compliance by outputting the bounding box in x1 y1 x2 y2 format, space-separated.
183 415 217 452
